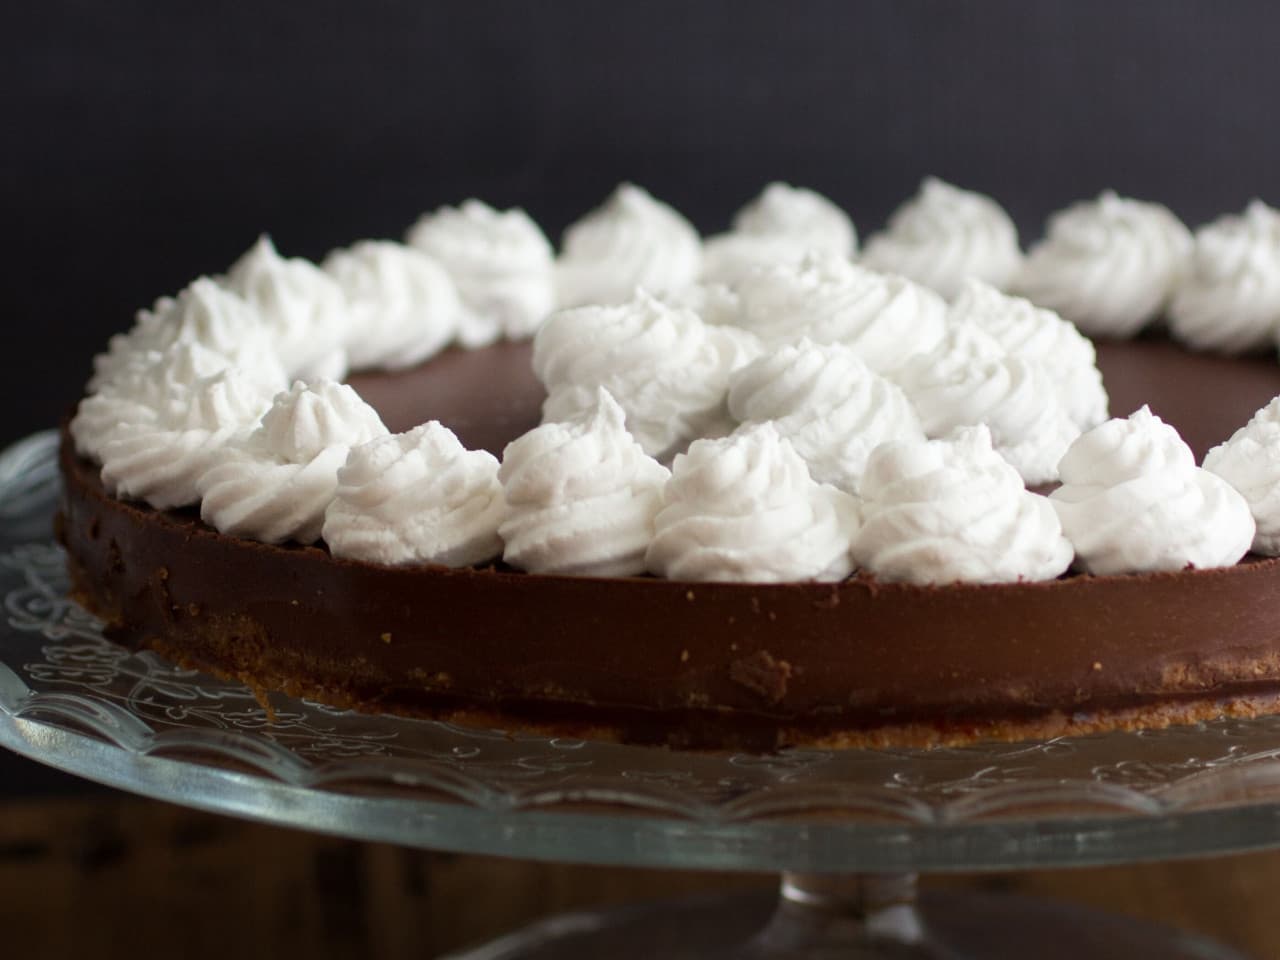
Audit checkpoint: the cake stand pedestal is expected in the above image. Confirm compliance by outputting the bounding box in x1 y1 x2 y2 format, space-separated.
0 432 1272 960
443 876 1246 959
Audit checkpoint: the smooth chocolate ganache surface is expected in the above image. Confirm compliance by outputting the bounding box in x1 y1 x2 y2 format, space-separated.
57 338 1280 750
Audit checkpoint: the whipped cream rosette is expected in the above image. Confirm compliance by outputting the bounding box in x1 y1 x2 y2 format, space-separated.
1051 406 1254 574
90 277 288 394
1013 191 1192 337
701 182 856 286
98 369 276 510
861 177 1023 300
322 422 504 566
322 240 462 369
406 199 555 344
71 341 240 461
645 422 859 582
499 388 670 576
659 282 742 326
701 234 807 288
950 279 1108 429
199 380 389 545
852 425 1072 585
893 321 1080 484
732 254 947 373
736 182 855 251
727 338 923 491
1168 200 1280 354
555 183 702 307
533 291 761 460
1204 396 1280 555
222 235 350 381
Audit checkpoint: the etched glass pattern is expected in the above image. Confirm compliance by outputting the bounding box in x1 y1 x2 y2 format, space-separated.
6 430 1280 872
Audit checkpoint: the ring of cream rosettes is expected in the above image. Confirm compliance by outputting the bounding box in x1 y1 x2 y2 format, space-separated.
74 180 1280 585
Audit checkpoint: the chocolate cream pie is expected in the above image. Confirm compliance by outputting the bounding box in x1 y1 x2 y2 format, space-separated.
55 182 1280 750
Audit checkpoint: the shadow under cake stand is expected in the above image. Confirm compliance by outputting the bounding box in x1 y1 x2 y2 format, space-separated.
0 430 1273 959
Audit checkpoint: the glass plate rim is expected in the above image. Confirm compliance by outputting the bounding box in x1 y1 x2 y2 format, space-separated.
9 428 1280 872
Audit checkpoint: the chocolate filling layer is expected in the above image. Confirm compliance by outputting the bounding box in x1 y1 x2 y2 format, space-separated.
57 337 1280 749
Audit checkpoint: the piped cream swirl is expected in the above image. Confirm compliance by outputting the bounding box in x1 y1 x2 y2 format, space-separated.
645 423 859 582
90 277 287 395
1203 396 1280 555
97 369 276 510
322 422 504 566
1013 191 1192 337
892 321 1080 484
950 279 1108 429
701 183 856 285
861 177 1023 299
72 341 237 460
406 199 555 344
734 182 856 253
499 388 670 576
223 236 351 381
701 233 820 288
733 254 947 373
533 292 761 460
659 282 742 326
1050 406 1254 573
199 381 389 544
851 425 1072 584
555 184 702 307
727 338 923 491
1167 200 1280 354
322 240 462 369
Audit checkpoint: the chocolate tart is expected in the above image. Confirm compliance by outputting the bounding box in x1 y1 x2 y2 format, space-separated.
56 337 1280 750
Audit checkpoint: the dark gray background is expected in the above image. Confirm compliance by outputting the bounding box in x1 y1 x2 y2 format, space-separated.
5 0 1280 445
2 0 1279 789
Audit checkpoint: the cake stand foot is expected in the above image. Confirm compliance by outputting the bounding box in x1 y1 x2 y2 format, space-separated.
441 871 1252 960
735 872 940 958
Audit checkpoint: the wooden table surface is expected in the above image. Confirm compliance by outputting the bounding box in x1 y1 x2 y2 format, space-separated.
0 790 1276 959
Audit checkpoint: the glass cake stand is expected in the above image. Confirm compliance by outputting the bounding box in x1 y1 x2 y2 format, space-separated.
2 431 1277 959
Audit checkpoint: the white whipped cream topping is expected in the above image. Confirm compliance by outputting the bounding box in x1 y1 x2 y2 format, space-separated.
1013 191 1193 337
533 292 761 460
861 177 1023 300
90 278 288 395
733 254 947 373
72 341 238 460
1051 406 1254 574
701 233 821 288
98 369 276 510
659 282 742 326
950 279 1109 429
90 294 175 390
892 321 1080 484
852 425 1072 584
499 388 670 576
1203 397 1280 555
222 236 351 381
646 423 859 582
405 199 555 344
322 422 504 566
734 182 857 253
322 240 462 369
199 381 389 544
727 339 923 492
1168 200 1280 354
555 183 702 307
701 183 856 285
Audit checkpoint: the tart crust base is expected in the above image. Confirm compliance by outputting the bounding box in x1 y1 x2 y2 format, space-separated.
58 426 1280 752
